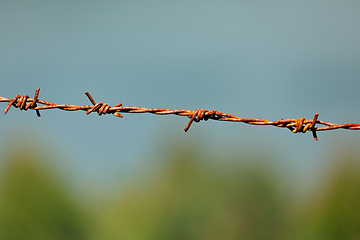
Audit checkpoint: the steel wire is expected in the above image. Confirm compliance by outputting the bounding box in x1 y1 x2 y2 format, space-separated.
1 88 360 140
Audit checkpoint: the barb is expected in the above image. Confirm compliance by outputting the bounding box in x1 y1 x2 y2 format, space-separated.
1 88 360 140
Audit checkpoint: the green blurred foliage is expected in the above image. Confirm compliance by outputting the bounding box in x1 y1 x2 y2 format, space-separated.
0 149 88 240
94 147 288 240
1 139 360 240
296 153 360 240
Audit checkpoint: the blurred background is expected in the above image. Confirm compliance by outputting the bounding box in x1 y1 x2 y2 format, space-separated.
1 0 360 239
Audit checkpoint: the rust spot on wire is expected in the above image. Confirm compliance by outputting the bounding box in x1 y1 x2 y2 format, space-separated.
1 88 360 140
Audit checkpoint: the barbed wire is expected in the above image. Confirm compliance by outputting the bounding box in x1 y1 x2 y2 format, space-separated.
1 88 360 140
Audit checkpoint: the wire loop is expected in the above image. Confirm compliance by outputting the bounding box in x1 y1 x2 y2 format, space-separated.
184 109 217 132
3 88 41 117
85 92 123 117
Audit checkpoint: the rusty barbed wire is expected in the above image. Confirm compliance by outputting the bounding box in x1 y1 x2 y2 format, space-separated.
1 88 360 140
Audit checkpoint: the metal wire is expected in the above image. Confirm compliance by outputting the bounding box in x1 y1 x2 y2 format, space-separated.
1 88 360 140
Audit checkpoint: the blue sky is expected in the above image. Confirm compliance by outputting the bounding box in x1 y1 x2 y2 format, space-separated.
1 0 360 194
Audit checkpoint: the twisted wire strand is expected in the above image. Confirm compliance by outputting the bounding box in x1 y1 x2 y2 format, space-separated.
1 88 360 140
